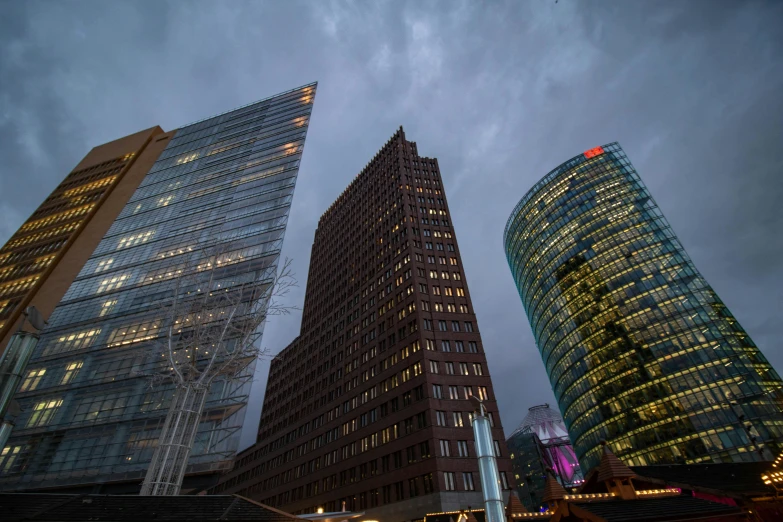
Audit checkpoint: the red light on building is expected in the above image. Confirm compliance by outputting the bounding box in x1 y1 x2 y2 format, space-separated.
584 146 604 158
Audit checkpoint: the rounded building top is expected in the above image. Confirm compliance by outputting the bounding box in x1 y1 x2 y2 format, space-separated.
502 142 619 246
510 403 570 443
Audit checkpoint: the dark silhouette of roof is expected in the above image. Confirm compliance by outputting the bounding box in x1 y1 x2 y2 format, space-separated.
542 472 567 503
596 442 635 483
0 493 302 522
571 495 745 521
507 491 528 515
630 462 774 498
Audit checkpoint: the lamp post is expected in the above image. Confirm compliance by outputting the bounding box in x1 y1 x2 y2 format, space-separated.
470 396 505 522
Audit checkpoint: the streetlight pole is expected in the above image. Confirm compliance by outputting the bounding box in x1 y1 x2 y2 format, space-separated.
470 396 505 522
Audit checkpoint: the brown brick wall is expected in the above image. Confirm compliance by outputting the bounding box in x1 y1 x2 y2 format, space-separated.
210 128 512 521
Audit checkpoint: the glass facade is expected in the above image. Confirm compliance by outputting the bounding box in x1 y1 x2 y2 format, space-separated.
503 143 783 471
507 404 583 490
0 145 143 338
0 83 316 491
506 429 547 512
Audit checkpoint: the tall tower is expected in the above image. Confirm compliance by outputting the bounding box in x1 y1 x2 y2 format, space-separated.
210 128 512 521
504 143 783 471
0 127 168 353
0 83 317 493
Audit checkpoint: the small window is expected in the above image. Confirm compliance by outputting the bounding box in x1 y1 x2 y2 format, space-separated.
444 472 456 491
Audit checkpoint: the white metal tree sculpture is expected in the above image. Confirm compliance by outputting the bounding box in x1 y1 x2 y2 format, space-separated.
140 243 295 496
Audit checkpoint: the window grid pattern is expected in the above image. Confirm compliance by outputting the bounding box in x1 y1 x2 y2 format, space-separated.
0 83 316 490
503 143 783 470
205 128 511 517
0 153 136 335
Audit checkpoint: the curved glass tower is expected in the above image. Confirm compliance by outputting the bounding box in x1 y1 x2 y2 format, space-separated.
504 143 783 470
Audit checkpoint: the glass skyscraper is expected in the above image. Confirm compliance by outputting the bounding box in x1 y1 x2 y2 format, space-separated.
0 83 316 492
504 143 783 471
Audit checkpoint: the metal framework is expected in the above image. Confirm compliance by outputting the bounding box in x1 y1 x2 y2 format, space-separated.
511 405 584 487
139 242 295 496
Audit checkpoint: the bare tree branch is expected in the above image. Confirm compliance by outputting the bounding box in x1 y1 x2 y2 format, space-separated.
140 239 297 496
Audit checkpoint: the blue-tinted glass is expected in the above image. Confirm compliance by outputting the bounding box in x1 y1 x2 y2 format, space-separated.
504 144 783 470
0 83 316 489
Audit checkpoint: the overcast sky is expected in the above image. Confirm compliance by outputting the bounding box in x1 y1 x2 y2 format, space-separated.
1 0 782 450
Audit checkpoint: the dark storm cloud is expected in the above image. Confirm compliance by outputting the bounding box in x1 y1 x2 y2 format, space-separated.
1 0 781 448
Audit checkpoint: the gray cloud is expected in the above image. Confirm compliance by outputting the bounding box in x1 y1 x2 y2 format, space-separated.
1 0 781 449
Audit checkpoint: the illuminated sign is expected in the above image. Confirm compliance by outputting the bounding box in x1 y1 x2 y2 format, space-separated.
584 146 604 158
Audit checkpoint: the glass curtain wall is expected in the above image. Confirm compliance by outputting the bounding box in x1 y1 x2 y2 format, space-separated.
0 83 316 490
504 143 783 470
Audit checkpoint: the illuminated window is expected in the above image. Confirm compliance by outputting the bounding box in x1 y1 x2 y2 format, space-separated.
27 398 63 427
46 328 101 356
117 231 154 250
97 274 129 293
61 361 83 385
99 299 117 317
0 446 23 473
175 152 200 165
19 368 46 392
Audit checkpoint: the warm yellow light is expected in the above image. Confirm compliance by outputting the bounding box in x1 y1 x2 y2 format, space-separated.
316 508 324 514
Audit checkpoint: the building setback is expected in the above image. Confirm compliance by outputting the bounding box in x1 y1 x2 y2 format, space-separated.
210 128 513 521
0 127 169 353
0 83 316 493
503 143 783 471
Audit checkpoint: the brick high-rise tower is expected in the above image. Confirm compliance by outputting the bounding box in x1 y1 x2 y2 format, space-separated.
210 128 512 521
